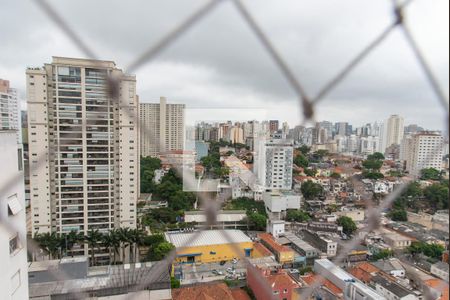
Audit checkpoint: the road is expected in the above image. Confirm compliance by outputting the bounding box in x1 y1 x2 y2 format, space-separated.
179 260 247 285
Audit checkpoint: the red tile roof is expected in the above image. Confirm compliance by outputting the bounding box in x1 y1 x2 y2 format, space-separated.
302 274 342 296
231 288 252 300
425 279 449 300
258 233 291 253
172 283 236 300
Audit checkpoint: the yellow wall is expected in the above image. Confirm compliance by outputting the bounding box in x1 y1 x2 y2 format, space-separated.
175 242 254 264
278 250 295 264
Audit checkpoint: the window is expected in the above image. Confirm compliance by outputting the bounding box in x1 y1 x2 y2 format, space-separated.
17 148 23 171
8 194 22 216
9 234 20 254
10 270 21 296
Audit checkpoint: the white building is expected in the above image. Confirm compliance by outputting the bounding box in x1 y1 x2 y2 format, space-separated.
255 137 294 190
430 262 449 282
140 97 185 157
403 132 444 177
267 220 285 238
27 57 139 257
0 79 21 143
263 191 301 220
314 259 385 300
381 115 404 153
0 131 29 300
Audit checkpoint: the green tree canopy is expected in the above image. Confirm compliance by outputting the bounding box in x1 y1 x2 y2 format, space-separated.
247 213 267 231
420 168 442 181
337 216 357 236
423 183 449 210
388 209 408 221
294 154 309 169
300 180 323 200
285 210 311 223
297 145 311 155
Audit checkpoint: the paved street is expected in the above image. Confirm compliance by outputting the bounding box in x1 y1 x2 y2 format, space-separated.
179 260 247 285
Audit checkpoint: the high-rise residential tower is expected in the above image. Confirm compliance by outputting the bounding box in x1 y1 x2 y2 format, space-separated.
0 79 21 143
403 132 444 177
255 136 294 190
27 57 139 244
140 97 185 157
381 114 404 153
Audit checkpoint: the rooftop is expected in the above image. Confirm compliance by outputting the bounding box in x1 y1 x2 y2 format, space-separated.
372 275 412 298
165 230 252 248
172 282 236 300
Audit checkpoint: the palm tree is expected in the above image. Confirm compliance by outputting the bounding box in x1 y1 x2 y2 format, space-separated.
109 229 121 264
85 229 102 266
101 232 116 265
117 228 132 263
34 232 61 260
129 229 146 263
66 230 84 257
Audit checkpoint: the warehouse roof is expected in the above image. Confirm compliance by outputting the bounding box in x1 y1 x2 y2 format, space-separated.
165 230 252 248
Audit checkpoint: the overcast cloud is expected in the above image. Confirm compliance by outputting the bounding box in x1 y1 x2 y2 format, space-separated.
0 0 448 130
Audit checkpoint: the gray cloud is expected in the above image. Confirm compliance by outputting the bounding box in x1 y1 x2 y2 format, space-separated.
0 0 448 130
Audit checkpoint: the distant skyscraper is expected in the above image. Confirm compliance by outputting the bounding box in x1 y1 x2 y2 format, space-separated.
27 57 139 259
0 131 29 300
269 120 279 134
255 137 293 190
230 126 244 144
381 115 404 153
404 124 424 134
0 79 21 143
404 132 444 177
335 122 349 137
140 97 185 157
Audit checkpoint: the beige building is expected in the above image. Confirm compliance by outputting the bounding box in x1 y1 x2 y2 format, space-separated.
139 97 185 157
26 57 139 254
0 79 21 143
381 115 404 153
403 132 444 177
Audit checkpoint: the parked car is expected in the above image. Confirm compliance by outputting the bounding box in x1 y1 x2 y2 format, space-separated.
212 269 223 275
220 260 226 266
232 258 238 264
289 269 300 274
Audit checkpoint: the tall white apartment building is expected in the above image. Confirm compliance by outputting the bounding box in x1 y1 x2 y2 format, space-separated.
0 79 21 143
27 57 139 241
255 137 294 190
0 131 29 300
381 115 404 153
140 97 185 157
404 132 444 177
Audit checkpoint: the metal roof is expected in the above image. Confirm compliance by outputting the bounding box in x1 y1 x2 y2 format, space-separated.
165 230 252 248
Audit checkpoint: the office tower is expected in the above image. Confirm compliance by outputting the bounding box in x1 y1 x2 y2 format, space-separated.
0 79 21 143
255 137 294 190
404 132 444 177
27 57 139 243
269 120 279 134
140 97 185 157
0 131 29 299
282 122 289 137
335 122 349 136
381 115 404 153
319 121 333 139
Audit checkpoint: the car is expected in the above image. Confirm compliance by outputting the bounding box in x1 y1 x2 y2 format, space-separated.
232 258 238 264
289 269 300 274
219 260 226 266
212 269 223 275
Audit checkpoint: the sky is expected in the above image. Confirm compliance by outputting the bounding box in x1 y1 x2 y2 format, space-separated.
0 0 448 130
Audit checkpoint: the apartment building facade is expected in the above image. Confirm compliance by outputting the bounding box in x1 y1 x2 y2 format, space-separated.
139 97 185 157
256 137 294 190
403 132 444 177
0 79 21 143
0 131 29 300
26 57 139 243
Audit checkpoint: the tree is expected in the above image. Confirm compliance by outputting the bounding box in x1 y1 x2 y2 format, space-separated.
304 168 317 177
297 145 311 156
330 172 341 179
388 209 408 221
368 152 385 160
140 156 161 193
129 228 146 263
247 213 267 231
171 277 181 289
423 183 449 210
34 232 62 260
362 171 384 180
408 242 445 259
85 229 102 266
420 168 442 181
285 210 311 223
337 216 357 236
300 181 323 200
362 159 383 170
294 154 309 169
371 249 394 261
151 242 175 261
